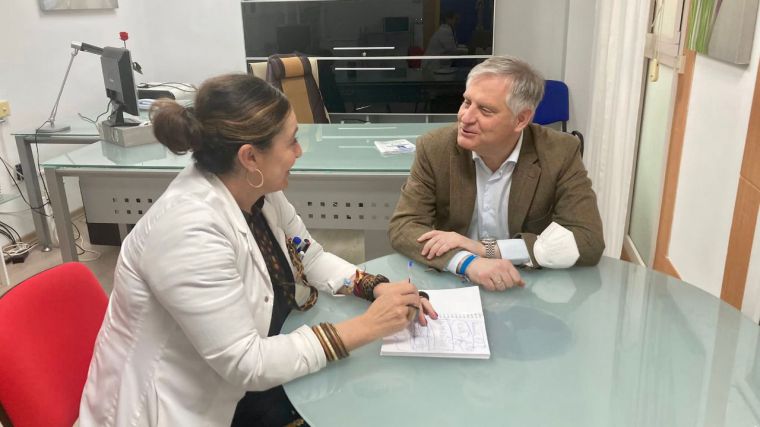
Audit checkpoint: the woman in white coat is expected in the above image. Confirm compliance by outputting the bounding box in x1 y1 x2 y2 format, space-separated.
79 74 435 426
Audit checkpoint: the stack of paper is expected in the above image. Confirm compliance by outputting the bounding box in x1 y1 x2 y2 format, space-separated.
380 286 490 359
374 139 416 155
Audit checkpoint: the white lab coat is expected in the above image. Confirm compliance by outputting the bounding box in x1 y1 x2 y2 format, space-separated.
79 163 356 426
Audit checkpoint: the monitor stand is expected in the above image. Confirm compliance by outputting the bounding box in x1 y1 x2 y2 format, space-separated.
104 108 141 128
99 107 156 147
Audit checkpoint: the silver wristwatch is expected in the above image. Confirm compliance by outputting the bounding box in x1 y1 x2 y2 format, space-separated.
481 238 497 259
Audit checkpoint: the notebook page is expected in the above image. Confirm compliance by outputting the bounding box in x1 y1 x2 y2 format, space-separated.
380 286 490 359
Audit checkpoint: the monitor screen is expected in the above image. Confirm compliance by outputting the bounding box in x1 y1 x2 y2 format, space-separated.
100 47 139 123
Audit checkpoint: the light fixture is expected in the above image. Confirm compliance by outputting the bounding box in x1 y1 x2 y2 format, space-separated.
37 42 107 133
38 40 143 134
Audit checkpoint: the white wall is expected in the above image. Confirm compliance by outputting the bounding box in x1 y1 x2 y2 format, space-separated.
562 0 597 135
0 0 245 241
493 0 569 80
493 0 597 135
668 14 760 297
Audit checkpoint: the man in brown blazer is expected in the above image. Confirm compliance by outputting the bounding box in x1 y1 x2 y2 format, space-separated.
389 56 604 291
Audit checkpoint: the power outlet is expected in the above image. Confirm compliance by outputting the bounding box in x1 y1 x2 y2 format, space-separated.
0 100 10 119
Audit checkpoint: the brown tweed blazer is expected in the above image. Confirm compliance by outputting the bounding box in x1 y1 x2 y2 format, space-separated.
389 123 604 270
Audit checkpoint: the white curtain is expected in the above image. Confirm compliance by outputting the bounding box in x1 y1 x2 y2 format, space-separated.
585 0 651 258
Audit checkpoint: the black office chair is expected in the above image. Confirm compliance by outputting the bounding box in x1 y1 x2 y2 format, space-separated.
534 80 584 156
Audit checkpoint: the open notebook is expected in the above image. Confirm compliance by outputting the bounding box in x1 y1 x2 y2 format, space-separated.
380 286 490 359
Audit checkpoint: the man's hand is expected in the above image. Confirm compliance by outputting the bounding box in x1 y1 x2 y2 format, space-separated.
465 258 525 291
418 230 480 260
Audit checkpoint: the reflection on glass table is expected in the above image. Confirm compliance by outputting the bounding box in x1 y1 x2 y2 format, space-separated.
283 254 760 426
100 142 167 165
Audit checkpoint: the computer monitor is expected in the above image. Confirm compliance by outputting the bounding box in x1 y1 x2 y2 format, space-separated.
100 47 139 127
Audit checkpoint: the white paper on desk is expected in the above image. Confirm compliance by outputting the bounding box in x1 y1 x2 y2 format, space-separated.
380 286 490 359
374 139 415 155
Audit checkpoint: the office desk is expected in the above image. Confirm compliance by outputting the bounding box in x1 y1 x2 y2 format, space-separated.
13 124 101 251
42 123 445 262
283 254 760 426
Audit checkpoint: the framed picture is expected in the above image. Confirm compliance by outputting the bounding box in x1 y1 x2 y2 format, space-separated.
39 0 118 11
687 0 759 65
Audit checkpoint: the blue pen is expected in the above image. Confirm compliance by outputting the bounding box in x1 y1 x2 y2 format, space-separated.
407 260 420 322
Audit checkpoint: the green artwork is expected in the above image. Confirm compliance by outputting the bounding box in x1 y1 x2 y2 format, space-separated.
686 0 759 65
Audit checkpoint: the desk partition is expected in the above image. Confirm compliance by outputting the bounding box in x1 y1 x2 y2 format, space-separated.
42 123 445 262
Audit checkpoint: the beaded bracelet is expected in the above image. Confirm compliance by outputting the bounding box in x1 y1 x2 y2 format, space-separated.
351 270 389 301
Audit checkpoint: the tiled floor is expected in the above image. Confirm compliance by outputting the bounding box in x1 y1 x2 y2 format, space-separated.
0 215 365 296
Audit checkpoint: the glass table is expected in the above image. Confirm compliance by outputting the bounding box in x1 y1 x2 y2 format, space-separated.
283 254 760 427
13 123 103 251
41 123 446 262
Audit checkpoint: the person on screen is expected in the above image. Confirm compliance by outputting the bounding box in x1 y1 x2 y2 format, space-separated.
389 56 604 291
78 74 435 427
424 11 467 70
425 11 462 56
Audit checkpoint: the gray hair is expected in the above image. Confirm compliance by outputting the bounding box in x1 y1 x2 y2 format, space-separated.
466 56 545 115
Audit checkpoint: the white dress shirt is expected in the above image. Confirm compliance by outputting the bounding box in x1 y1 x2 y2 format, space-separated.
446 134 532 273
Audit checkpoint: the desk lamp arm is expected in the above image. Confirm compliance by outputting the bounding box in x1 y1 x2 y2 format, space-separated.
39 41 105 133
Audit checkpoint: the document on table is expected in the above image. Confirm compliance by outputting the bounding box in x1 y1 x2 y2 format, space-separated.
374 139 415 155
380 286 490 359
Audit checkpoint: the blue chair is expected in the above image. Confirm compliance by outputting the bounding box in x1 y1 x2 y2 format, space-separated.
534 80 584 156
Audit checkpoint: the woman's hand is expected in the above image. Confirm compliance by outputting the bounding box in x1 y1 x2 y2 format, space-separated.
336 281 441 350
374 281 438 326
362 282 421 339
417 293 437 326
417 230 479 260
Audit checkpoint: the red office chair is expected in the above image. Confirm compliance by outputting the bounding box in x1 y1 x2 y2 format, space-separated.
0 262 108 427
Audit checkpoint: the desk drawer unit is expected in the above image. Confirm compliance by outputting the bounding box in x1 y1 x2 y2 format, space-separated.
77 172 404 256
286 173 407 230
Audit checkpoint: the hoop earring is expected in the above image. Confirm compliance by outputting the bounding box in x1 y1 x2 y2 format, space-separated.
246 169 264 189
